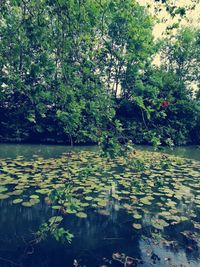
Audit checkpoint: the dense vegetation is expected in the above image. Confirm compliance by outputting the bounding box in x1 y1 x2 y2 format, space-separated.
0 0 200 146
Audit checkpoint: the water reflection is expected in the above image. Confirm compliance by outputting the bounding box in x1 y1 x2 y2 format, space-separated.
0 144 97 160
1 195 200 266
0 144 200 161
0 146 200 266
137 145 200 161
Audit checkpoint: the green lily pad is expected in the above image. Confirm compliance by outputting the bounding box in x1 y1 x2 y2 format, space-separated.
85 196 93 201
140 197 152 205
30 195 39 199
151 218 169 230
22 201 34 207
0 187 8 193
49 216 63 224
76 212 87 218
52 205 62 210
97 200 107 207
13 198 23 204
0 194 10 200
66 209 76 214
133 214 142 219
132 223 142 230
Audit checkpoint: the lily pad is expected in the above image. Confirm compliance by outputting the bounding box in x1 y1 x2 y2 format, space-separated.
0 194 10 200
132 223 142 230
49 216 63 224
151 218 169 230
30 194 39 199
85 196 93 201
133 214 142 219
76 212 87 218
22 201 34 207
13 198 23 204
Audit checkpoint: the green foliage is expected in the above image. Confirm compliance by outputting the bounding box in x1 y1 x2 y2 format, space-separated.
0 0 118 143
151 0 199 19
132 158 146 172
99 119 123 158
161 28 200 84
37 222 74 244
160 155 172 170
0 0 199 145
117 61 200 145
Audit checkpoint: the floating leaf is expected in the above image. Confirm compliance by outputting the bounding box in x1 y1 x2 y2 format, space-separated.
133 214 142 219
30 195 39 199
13 198 23 204
0 187 8 193
52 205 62 210
85 196 93 201
0 194 10 200
22 201 34 207
151 218 169 230
97 200 107 207
76 212 87 218
132 223 142 229
49 216 63 224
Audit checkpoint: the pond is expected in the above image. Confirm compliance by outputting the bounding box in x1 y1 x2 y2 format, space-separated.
0 144 200 267
0 143 200 161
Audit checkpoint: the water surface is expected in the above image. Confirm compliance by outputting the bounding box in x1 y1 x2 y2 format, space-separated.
0 143 199 161
0 144 200 267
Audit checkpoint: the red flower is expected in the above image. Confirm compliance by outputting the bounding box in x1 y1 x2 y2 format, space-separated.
161 100 169 109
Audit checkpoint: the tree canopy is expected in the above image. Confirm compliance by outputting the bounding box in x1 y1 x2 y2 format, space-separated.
0 0 200 145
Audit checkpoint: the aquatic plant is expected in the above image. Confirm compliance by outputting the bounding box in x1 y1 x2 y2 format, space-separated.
0 150 200 246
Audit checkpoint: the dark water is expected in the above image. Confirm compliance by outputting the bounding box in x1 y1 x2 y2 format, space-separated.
0 144 200 267
1 205 199 267
1 197 200 267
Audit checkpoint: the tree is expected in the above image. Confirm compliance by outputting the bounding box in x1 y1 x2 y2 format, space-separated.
97 0 155 99
161 27 200 86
